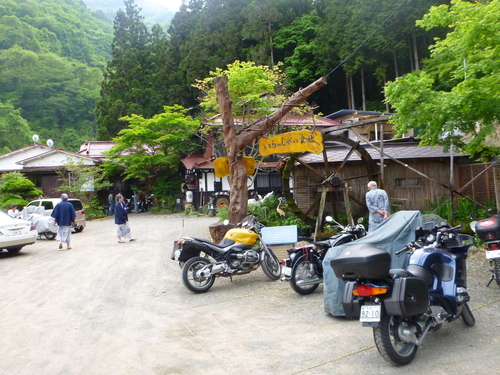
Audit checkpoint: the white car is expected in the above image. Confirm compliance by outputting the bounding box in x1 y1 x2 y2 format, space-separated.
0 210 38 253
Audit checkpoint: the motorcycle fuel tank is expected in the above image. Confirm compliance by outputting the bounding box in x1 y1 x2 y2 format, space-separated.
224 228 258 246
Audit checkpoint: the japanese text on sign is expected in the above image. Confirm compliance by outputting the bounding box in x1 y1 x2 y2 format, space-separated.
259 130 323 156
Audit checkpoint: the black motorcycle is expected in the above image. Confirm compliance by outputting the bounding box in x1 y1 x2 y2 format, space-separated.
282 216 366 295
330 215 475 366
474 215 500 286
171 215 281 293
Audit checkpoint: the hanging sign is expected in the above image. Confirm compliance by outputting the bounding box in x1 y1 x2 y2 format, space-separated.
213 156 256 177
259 130 323 156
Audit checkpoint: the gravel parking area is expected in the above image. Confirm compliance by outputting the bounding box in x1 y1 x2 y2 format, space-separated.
0 212 499 374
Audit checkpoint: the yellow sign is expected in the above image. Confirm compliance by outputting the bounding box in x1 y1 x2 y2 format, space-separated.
213 156 256 178
259 130 323 156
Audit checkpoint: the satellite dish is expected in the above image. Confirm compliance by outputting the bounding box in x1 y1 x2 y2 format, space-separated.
47 139 54 148
32 134 39 143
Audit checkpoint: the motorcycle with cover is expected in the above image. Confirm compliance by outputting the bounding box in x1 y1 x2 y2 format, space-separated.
330 214 475 366
282 216 366 295
171 215 281 293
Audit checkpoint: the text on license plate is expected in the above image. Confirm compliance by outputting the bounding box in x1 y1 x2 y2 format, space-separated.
282 266 292 277
360 305 381 322
11 230 21 235
486 249 500 259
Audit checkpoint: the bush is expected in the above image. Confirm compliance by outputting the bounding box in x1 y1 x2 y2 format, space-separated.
84 195 107 219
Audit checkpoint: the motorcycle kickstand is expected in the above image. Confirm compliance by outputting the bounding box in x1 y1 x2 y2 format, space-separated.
487 270 495 287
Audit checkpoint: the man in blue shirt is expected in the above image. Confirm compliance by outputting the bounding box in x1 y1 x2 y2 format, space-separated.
51 193 76 250
366 181 390 232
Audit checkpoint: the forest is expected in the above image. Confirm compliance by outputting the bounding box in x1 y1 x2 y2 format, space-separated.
0 0 489 152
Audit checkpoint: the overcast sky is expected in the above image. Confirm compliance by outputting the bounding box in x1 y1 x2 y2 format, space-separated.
145 0 182 11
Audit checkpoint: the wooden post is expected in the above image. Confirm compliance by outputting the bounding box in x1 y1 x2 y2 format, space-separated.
314 186 328 241
494 165 500 214
344 182 354 226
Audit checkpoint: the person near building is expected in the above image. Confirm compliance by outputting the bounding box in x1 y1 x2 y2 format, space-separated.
108 191 115 215
7 204 20 218
365 181 390 232
115 193 137 243
51 193 76 250
133 192 140 214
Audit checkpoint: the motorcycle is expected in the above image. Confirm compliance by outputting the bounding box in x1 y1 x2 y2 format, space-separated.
282 216 366 295
330 214 475 366
474 215 500 286
171 215 281 293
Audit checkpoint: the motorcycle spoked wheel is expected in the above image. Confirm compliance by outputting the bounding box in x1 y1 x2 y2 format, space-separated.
460 302 475 327
261 251 281 280
182 257 215 293
44 231 57 240
290 257 320 295
373 314 418 366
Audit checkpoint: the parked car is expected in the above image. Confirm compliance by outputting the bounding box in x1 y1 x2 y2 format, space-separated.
0 210 38 252
25 198 86 232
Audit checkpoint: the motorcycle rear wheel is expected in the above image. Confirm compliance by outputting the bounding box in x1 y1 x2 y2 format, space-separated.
182 257 215 293
494 259 500 286
461 302 475 327
290 257 320 295
261 251 281 280
373 314 418 366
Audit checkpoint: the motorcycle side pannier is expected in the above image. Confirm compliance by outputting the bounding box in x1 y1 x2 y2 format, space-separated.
330 244 391 281
475 216 500 242
384 277 430 318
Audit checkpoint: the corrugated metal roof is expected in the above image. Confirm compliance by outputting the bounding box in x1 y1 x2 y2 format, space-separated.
299 142 466 164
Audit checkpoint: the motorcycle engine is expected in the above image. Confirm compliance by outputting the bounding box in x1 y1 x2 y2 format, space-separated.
229 249 260 270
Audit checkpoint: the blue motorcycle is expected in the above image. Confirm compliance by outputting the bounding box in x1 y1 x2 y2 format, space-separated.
330 215 475 366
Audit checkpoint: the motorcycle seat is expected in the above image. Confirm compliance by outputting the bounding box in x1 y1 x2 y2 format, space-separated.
189 236 235 248
390 265 435 287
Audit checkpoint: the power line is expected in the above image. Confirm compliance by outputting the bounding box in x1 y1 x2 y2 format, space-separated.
325 0 409 79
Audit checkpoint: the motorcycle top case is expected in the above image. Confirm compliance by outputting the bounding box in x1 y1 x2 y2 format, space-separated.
330 244 391 280
475 215 500 242
224 228 258 246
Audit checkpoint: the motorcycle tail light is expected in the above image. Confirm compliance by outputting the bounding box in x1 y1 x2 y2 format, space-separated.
488 243 499 251
353 284 389 297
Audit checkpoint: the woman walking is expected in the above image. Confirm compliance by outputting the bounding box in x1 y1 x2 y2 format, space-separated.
115 194 137 243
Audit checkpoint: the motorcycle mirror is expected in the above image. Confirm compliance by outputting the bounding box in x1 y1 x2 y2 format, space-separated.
469 221 477 233
223 219 229 225
325 216 333 222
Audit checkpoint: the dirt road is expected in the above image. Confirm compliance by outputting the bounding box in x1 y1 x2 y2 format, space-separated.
1 213 499 374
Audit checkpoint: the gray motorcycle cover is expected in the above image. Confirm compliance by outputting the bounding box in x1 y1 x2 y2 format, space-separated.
323 210 422 316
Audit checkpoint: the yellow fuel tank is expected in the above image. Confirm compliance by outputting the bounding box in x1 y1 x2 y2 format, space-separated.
224 228 258 246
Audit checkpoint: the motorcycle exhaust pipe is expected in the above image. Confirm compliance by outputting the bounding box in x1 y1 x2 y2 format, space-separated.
296 277 323 286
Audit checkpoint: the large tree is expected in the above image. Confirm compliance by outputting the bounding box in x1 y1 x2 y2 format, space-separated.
385 0 500 159
0 102 31 153
196 61 325 223
103 105 200 197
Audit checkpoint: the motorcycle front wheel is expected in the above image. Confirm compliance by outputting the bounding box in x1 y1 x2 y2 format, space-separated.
182 257 215 293
461 302 475 326
290 257 320 295
261 251 281 280
373 314 418 366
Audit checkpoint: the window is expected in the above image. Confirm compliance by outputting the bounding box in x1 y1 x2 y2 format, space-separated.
255 171 281 190
395 178 421 187
41 201 54 210
370 131 393 141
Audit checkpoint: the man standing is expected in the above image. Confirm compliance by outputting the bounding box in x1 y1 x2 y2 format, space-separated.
115 194 137 243
108 191 115 215
51 193 76 250
366 181 390 233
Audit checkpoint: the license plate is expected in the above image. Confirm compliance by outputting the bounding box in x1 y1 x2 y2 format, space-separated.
11 230 21 236
174 249 181 260
360 305 381 322
282 266 292 277
486 249 500 259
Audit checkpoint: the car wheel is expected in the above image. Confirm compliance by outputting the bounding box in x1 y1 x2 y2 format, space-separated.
74 226 84 233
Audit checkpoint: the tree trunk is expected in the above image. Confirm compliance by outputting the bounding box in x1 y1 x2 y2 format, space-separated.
412 31 420 71
214 76 327 223
361 68 366 111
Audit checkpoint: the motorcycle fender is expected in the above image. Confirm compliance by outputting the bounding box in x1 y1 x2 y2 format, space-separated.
342 281 361 318
384 277 430 318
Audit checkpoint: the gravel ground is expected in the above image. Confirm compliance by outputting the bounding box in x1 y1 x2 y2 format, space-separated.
0 212 499 375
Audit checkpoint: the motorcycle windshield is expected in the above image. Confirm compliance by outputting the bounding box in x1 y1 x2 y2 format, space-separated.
419 214 449 230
